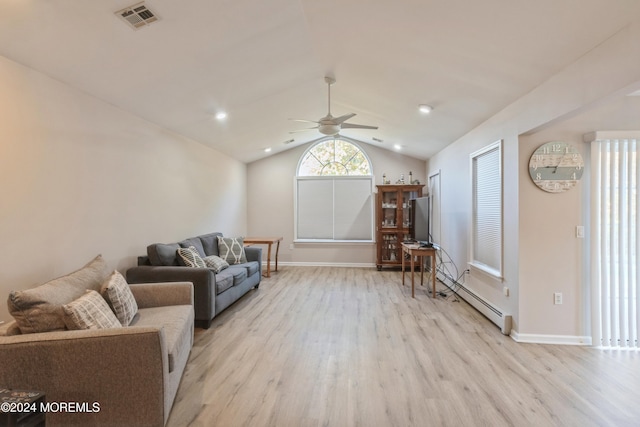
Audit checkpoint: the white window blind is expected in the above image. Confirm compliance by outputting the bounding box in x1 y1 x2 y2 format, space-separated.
295 177 373 242
470 141 502 278
588 132 639 349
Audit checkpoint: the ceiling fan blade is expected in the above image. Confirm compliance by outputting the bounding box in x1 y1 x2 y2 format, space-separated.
341 123 378 130
289 127 319 134
289 119 319 124
332 113 356 124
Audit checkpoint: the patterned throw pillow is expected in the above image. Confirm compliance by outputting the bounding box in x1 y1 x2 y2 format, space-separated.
101 271 138 326
177 246 206 268
62 290 122 330
203 255 229 273
217 236 247 265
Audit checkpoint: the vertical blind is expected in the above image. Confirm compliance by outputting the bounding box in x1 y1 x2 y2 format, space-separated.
591 135 639 348
471 141 502 278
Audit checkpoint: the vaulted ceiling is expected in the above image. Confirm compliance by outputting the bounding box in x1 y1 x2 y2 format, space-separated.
1 0 639 163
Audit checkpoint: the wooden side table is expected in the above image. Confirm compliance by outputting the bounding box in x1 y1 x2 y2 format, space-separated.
243 237 283 278
401 243 437 298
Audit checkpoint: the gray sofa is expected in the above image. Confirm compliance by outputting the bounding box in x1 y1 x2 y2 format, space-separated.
0 255 194 426
127 232 261 329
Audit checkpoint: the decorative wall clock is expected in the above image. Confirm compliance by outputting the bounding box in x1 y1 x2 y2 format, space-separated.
528 141 584 193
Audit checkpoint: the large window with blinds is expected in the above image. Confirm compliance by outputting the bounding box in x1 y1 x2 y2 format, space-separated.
470 140 503 278
295 138 374 242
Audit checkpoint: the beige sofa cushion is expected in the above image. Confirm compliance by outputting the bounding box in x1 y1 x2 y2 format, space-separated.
131 305 193 372
62 290 122 330
101 271 138 326
7 255 109 334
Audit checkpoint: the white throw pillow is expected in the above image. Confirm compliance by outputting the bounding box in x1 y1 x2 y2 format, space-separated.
62 290 122 330
101 270 138 326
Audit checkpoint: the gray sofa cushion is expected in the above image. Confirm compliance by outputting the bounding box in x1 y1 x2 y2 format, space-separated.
131 305 193 373
178 237 205 257
147 243 181 266
214 274 233 295
198 232 223 257
227 266 248 285
242 261 260 277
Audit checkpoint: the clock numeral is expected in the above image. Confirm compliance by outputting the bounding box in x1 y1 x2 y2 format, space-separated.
552 144 562 152
536 173 542 180
571 172 577 180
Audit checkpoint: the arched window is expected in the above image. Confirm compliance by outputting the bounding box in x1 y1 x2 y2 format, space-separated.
298 138 372 176
295 138 374 242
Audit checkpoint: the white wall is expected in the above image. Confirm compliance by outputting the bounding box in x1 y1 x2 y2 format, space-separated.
427 19 640 342
247 141 427 265
0 55 247 322
519 95 640 339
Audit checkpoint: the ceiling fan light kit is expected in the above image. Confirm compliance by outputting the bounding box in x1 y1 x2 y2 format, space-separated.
290 77 378 137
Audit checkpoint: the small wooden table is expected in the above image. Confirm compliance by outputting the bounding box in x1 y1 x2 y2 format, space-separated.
401 243 437 298
243 237 283 278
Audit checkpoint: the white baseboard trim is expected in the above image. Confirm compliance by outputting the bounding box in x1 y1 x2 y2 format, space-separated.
510 331 592 346
272 261 377 268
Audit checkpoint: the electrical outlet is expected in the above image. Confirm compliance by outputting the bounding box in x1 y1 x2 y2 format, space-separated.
554 292 563 305
503 287 509 297
576 226 585 238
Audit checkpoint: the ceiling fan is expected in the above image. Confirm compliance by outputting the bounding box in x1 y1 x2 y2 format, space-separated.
290 76 378 136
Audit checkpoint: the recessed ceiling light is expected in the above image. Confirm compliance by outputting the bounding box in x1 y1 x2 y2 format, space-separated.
418 104 433 114
394 144 402 150
264 147 272 153
215 112 227 120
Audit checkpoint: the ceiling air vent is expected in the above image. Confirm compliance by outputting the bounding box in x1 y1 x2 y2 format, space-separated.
115 2 159 30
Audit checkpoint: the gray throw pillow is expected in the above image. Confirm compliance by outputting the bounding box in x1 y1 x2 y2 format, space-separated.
217 236 247 265
203 255 229 273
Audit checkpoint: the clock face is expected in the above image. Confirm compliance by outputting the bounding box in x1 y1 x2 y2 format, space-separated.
529 141 584 193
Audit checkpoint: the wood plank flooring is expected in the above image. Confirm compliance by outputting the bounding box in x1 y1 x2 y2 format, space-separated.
167 267 640 427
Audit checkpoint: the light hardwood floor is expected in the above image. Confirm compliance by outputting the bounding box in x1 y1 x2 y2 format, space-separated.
167 267 640 427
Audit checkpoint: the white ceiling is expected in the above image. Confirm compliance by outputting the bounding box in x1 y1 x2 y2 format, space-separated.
1 0 639 163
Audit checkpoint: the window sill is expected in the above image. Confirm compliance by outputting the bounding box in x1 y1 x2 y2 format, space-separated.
468 261 503 282
294 239 374 245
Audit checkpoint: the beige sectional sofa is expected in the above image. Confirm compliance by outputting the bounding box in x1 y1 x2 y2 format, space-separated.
0 255 194 426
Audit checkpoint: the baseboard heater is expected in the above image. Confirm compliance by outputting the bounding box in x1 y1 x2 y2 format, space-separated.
456 284 512 335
